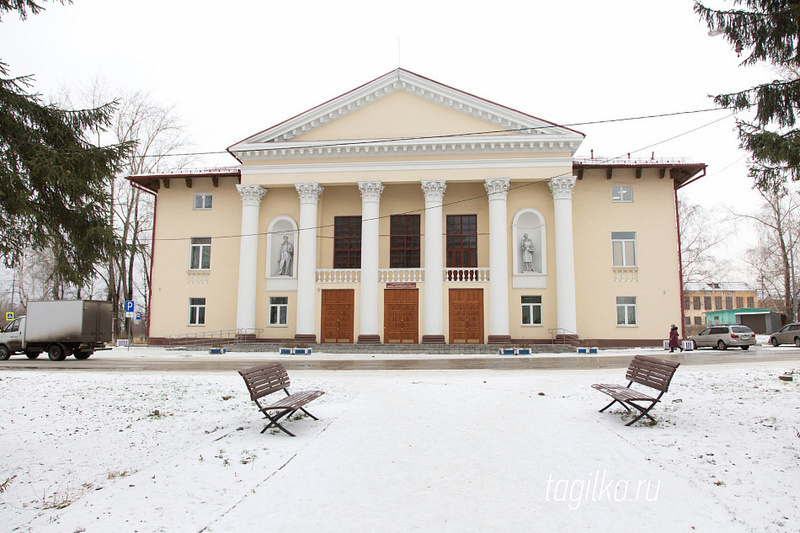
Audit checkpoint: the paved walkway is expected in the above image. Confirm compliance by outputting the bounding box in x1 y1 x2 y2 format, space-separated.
2 346 799 372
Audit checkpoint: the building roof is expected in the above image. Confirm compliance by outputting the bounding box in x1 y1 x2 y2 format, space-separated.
129 166 241 193
573 156 706 190
684 282 756 292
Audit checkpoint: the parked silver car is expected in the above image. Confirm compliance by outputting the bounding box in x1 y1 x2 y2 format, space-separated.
689 325 756 350
767 322 800 347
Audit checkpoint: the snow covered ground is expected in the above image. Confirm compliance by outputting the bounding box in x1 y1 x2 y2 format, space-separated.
1 350 798 532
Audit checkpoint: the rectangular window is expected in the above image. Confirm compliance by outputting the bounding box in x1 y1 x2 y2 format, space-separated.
334 216 361 269
611 186 633 203
714 296 722 310
693 296 701 310
189 297 206 325
736 296 744 308
704 296 712 310
446 215 478 267
521 296 542 326
616 296 637 326
611 232 636 267
269 297 288 326
189 237 211 270
684 316 691 326
683 296 690 309
193 193 212 210
725 296 733 309
747 296 755 307
390 215 421 268
694 316 702 325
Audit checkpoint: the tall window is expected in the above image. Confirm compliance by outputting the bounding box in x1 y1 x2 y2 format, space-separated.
725 296 733 309
736 296 744 308
189 237 211 270
446 215 477 267
334 216 361 269
189 298 206 325
611 186 633 203
714 296 722 309
269 297 288 326
193 193 212 210
611 232 636 267
521 296 542 326
693 296 701 310
704 296 712 310
616 296 637 326
747 296 755 307
683 296 690 309
390 215 420 268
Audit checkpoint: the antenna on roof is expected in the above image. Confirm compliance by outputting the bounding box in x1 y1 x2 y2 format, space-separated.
397 37 402 68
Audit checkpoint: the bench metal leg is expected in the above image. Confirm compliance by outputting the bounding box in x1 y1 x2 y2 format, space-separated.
599 398 630 413
299 407 319 420
260 408 297 437
624 402 658 426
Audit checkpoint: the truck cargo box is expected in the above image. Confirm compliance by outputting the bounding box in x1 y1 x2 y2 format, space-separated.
25 301 113 344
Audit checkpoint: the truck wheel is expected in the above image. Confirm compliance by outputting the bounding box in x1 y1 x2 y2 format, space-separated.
74 351 91 360
0 345 10 360
48 344 66 361
26 352 40 359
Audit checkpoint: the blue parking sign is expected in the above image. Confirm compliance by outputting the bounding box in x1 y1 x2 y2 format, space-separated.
125 300 135 315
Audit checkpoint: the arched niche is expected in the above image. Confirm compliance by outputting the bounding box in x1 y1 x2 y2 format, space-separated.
512 208 547 289
266 216 298 285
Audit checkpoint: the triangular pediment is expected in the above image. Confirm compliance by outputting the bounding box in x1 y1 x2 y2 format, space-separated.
228 69 584 161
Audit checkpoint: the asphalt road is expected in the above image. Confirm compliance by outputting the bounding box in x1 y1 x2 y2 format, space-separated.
2 345 799 372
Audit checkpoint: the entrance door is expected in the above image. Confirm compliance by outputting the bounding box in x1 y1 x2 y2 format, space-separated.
321 289 354 343
384 289 419 344
449 289 484 344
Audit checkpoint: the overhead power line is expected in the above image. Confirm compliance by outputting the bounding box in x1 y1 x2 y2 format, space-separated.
141 106 731 159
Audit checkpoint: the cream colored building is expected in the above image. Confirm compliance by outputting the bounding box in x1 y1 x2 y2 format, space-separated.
131 69 705 346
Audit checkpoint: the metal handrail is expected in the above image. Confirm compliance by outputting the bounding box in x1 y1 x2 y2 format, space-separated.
166 328 264 347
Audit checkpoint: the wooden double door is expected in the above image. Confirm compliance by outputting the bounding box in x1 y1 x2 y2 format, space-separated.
384 289 419 344
321 289 354 343
449 289 484 344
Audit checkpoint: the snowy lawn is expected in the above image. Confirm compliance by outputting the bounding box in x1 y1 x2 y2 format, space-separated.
1 361 798 532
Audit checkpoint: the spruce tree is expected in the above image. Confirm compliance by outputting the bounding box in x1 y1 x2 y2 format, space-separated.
0 0 132 289
695 1 800 189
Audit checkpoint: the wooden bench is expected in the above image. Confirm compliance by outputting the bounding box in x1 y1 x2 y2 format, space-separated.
238 362 325 436
591 355 680 426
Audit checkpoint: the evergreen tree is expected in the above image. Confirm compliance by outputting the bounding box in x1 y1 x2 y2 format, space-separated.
695 1 800 189
0 0 132 289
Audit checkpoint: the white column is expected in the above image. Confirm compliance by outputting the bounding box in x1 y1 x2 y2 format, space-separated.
485 178 511 344
357 180 384 344
421 180 446 343
295 182 323 342
235 184 267 335
549 176 578 335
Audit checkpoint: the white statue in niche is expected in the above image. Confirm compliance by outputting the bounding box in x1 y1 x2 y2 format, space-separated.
277 236 294 276
521 233 535 272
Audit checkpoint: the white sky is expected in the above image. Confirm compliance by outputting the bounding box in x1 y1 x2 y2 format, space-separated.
0 0 776 279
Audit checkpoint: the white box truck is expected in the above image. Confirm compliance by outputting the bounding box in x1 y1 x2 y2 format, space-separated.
0 300 113 361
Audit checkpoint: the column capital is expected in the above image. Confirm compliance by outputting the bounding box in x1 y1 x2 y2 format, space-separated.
549 176 576 200
421 179 447 202
295 182 323 204
236 184 267 207
484 178 510 200
357 180 384 203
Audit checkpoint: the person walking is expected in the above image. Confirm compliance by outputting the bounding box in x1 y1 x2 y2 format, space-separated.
668 324 683 353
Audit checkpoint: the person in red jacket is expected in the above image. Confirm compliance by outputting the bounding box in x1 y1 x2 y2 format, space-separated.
668 324 683 353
